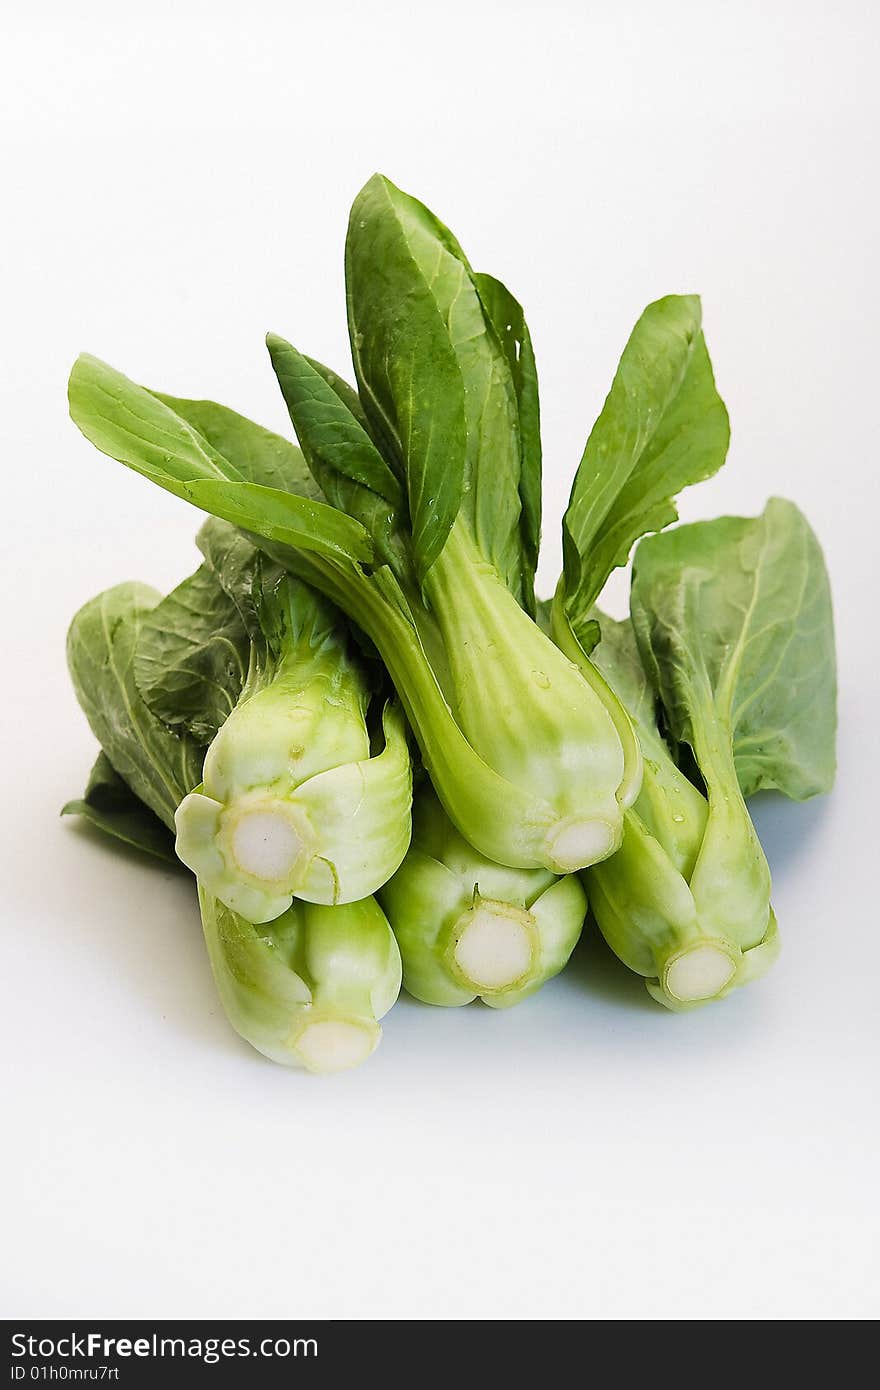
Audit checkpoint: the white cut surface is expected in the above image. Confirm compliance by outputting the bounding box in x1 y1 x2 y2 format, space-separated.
666 946 736 1002
231 810 302 882
548 818 615 872
454 908 533 991
294 1020 377 1074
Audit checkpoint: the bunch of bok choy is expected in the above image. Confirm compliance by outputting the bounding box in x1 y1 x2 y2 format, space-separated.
63 173 836 1072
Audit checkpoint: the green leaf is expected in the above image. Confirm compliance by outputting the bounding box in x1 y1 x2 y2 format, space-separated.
266 334 402 504
345 175 469 581
195 518 274 640
182 479 372 563
255 570 352 675
561 295 730 633
347 178 542 598
149 392 323 499
631 498 837 800
134 563 250 744
62 751 179 864
347 177 530 595
194 519 351 694
68 355 373 566
304 356 373 432
474 272 542 613
66 582 205 829
302 356 415 580
266 335 408 573
69 353 240 480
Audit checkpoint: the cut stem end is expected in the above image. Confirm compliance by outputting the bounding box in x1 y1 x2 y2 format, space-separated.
664 944 737 1003
545 817 616 872
226 802 306 884
450 901 536 993
293 1017 379 1074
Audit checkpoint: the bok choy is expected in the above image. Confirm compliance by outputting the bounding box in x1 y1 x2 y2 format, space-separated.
61 170 839 1069
68 176 650 874
172 560 411 921
65 547 404 1071
379 786 587 1007
586 499 836 1006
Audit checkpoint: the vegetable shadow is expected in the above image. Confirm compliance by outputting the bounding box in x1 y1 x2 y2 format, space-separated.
63 814 183 875
747 790 831 875
564 919 657 1012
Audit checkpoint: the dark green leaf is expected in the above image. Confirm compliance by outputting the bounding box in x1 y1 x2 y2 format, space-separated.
474 272 542 613
195 517 274 640
62 752 179 864
347 177 528 594
345 174 468 580
303 357 415 580
68 355 373 567
195 519 352 680
67 582 205 829
266 334 402 505
266 336 409 574
304 356 372 432
561 296 730 635
134 563 250 744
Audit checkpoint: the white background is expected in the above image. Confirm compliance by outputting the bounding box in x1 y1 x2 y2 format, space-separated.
2 1 877 1320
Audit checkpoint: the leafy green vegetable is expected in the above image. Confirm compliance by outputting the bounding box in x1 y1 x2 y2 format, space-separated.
582 499 836 1008
263 340 401 505
632 497 837 801
555 294 730 654
304 357 373 431
309 175 639 867
547 294 728 814
474 271 542 616
68 357 372 565
347 175 529 601
65 558 405 1074
194 516 282 640
62 172 842 1065
149 392 322 498
344 174 470 580
66 582 204 829
630 499 834 982
134 563 250 745
379 786 587 1008
266 334 408 574
586 614 770 1007
199 887 401 1072
174 571 413 921
69 178 639 876
418 519 630 867
62 751 178 864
